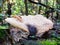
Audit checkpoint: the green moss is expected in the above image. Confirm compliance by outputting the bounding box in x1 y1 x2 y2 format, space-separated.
37 39 57 45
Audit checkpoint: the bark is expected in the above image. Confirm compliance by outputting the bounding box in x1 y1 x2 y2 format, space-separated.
38 0 42 14
24 0 28 16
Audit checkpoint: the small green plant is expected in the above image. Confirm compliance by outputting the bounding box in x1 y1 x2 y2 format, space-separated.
0 25 8 39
